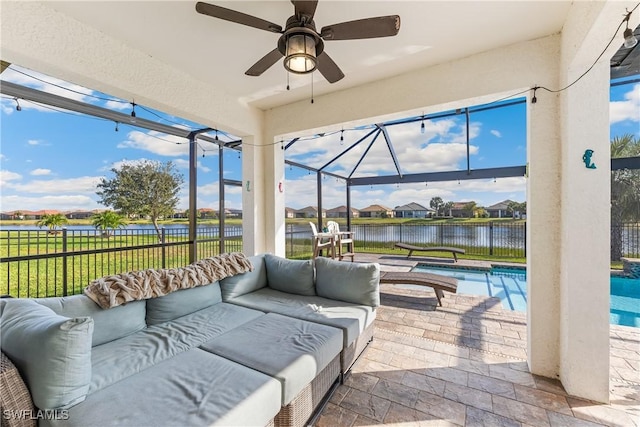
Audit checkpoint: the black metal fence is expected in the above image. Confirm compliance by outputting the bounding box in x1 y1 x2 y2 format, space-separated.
0 227 242 298
2 222 638 298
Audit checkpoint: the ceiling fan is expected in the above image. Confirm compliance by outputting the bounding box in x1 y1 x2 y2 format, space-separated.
195 1 400 83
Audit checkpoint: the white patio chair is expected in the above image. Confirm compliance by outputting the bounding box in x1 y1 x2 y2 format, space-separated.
309 222 335 259
326 221 355 262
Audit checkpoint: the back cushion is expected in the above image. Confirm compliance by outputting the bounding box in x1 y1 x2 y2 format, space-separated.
264 254 315 296
220 254 267 300
0 299 93 410
315 257 380 307
37 295 146 347
146 281 222 325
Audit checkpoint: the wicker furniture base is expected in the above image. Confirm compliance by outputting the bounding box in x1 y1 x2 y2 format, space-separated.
341 322 375 376
1 352 36 427
274 354 340 427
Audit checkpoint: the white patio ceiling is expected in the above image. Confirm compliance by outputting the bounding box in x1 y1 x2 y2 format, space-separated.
39 1 572 110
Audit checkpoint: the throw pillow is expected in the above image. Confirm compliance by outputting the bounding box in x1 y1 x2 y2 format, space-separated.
220 254 268 300
315 257 380 307
146 281 222 325
264 254 315 296
0 299 93 410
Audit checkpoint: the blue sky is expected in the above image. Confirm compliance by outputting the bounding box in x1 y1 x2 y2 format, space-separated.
1 65 638 213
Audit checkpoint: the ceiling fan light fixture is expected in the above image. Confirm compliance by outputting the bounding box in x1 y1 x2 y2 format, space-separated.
284 33 317 74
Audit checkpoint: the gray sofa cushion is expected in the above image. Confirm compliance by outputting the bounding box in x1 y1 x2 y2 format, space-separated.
89 302 264 393
146 281 222 325
0 299 93 410
43 349 282 427
315 257 381 307
264 254 315 296
228 288 376 348
200 313 342 405
36 295 146 346
220 254 267 300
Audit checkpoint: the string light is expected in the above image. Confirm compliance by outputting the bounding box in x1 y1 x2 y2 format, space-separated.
115 122 119 132
14 98 21 111
130 102 136 123
420 114 425 134
215 129 219 141
340 129 344 145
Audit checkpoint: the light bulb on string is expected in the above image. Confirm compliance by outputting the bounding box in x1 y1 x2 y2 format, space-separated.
420 115 425 134
14 98 21 111
115 122 119 132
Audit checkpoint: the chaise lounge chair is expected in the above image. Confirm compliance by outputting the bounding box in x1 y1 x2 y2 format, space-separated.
394 242 465 262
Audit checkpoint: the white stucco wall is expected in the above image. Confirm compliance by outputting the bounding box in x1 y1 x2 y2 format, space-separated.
0 1 262 138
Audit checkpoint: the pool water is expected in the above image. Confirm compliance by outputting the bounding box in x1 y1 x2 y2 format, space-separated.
411 265 640 328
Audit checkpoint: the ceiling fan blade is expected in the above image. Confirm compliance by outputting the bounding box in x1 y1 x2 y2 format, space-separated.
317 51 344 83
196 2 282 33
292 0 318 21
321 15 400 40
245 48 283 76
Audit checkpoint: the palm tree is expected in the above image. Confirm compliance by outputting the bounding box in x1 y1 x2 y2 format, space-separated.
611 134 640 261
36 213 68 234
91 211 127 238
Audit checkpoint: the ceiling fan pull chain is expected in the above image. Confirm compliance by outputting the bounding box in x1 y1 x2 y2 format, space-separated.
286 72 290 91
311 74 314 104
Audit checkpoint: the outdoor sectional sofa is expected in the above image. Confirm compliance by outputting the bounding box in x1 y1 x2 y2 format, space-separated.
0 253 380 427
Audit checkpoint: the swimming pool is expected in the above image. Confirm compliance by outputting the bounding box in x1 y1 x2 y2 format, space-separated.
411 265 640 327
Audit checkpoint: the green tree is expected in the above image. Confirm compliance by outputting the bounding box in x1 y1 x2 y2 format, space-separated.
429 197 444 216
36 213 68 234
97 160 184 242
611 134 640 261
462 202 477 218
443 201 454 217
91 210 127 238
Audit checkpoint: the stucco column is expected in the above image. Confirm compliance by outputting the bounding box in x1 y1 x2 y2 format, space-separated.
241 134 286 256
241 135 265 256
263 136 286 257
558 60 610 403
527 89 562 380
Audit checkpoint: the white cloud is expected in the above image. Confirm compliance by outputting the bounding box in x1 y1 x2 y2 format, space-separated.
116 130 189 157
1 195 99 212
610 84 640 124
4 176 102 195
30 168 52 176
27 139 43 146
0 170 22 186
174 158 211 173
490 130 502 138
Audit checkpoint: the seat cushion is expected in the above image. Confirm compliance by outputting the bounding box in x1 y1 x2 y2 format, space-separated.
219 254 267 300
0 299 93 410
264 254 316 296
200 313 342 405
36 295 146 346
315 257 380 307
228 288 376 348
89 303 264 393
145 281 222 325
42 349 282 427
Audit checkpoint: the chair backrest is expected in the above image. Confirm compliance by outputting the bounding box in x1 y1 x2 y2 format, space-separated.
327 221 340 233
309 222 319 236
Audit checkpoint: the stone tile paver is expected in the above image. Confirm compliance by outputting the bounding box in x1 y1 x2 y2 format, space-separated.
315 254 640 427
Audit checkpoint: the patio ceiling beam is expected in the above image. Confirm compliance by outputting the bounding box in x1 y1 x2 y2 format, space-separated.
349 165 526 186
377 124 402 178
318 127 379 172
348 130 380 179
612 156 640 170
0 81 241 149
285 160 346 180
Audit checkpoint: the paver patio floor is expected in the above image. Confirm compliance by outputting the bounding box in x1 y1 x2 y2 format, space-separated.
315 254 640 426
